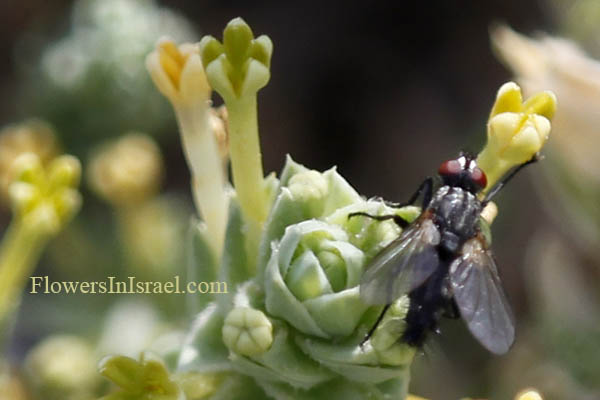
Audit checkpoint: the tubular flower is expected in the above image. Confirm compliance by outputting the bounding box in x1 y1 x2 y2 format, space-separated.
476 81 555 194
147 38 228 255
199 17 272 227
0 153 81 322
491 24 600 249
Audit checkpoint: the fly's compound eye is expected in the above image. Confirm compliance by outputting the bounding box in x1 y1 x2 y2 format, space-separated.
470 167 487 189
438 159 463 177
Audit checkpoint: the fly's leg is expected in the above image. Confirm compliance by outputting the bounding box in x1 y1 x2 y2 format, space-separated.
349 177 433 229
360 303 391 347
397 177 434 208
483 154 541 204
347 212 410 228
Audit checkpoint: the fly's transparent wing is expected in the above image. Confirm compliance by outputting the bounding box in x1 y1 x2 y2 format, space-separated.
449 237 515 355
360 215 441 305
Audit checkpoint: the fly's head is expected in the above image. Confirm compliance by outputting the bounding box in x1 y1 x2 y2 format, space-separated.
438 154 487 194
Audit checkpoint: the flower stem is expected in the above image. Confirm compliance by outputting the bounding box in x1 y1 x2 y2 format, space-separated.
0 220 48 344
176 104 229 255
226 95 268 225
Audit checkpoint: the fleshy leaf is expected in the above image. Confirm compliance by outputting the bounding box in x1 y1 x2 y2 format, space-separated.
177 304 230 374
229 323 335 390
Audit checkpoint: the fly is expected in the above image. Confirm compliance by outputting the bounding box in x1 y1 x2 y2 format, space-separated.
349 153 539 355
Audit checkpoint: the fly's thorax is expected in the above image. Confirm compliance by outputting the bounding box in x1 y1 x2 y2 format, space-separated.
429 185 483 244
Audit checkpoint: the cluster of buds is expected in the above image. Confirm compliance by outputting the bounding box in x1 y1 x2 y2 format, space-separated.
0 151 82 332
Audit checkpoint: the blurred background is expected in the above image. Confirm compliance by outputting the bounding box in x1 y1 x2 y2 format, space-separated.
0 0 599 399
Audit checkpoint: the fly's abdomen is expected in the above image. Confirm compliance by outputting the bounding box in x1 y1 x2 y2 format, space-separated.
402 263 452 347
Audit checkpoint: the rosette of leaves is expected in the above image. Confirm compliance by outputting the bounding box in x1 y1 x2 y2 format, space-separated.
178 157 420 399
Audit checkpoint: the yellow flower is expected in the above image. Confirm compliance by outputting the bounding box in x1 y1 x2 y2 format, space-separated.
147 38 229 255
476 81 556 194
146 39 210 107
492 24 600 185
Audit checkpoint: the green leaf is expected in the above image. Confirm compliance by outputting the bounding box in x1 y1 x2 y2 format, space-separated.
218 198 250 295
296 336 412 383
302 287 369 337
229 323 335 389
185 219 217 314
177 304 230 374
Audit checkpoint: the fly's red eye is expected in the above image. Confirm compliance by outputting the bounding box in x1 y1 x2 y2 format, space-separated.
438 159 462 176
470 167 487 188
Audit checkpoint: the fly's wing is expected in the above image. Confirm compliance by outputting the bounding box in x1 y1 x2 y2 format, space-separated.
449 236 515 355
360 213 441 305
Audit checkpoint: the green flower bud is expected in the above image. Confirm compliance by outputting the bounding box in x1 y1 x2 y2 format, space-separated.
9 153 82 233
222 307 273 356
287 170 329 217
0 119 59 205
199 18 272 101
0 152 82 323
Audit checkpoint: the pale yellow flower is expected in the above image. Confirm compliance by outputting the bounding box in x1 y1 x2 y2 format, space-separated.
477 81 555 194
147 38 229 255
492 25 599 183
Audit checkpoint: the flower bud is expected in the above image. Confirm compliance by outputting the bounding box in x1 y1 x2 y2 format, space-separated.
0 119 59 204
288 170 329 217
9 153 82 234
222 307 273 356
199 18 272 101
147 39 210 107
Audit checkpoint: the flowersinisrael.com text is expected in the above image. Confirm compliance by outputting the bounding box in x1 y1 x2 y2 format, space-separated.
30 276 227 295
